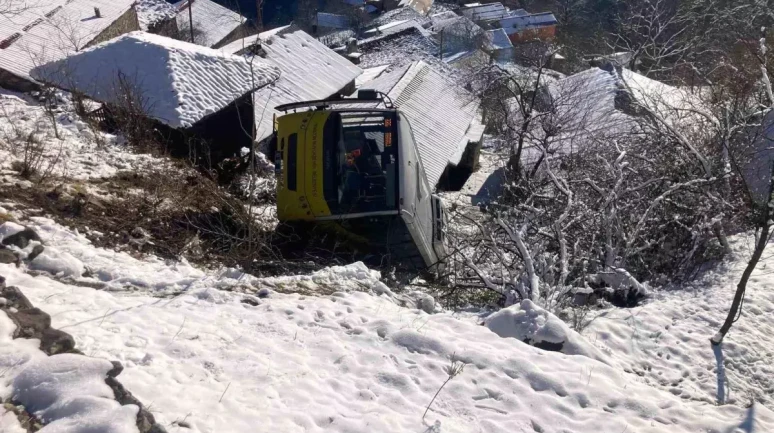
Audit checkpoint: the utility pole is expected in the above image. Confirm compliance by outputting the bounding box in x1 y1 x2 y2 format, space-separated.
188 0 195 43
256 0 264 31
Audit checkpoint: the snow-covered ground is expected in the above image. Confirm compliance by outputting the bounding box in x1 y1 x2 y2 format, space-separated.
586 235 774 408
0 89 165 183
2 212 774 432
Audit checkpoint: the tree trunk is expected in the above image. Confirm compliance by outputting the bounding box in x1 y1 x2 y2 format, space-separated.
711 225 770 345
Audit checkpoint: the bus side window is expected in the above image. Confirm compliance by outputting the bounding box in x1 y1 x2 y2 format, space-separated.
416 162 422 200
434 197 444 242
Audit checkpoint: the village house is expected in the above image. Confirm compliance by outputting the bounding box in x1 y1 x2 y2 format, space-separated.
460 2 557 44
174 0 252 48
357 61 485 191
500 11 557 43
220 26 363 149
136 0 179 38
31 31 280 164
0 0 139 92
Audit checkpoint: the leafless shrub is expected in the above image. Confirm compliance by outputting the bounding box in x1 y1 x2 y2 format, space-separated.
441 46 744 310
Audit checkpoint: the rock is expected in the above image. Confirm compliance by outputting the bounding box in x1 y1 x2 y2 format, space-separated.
241 297 260 306
2 227 42 249
0 285 34 310
0 249 17 264
0 275 5 288
40 328 76 355
106 377 168 433
28 244 45 262
108 360 124 378
10 307 51 339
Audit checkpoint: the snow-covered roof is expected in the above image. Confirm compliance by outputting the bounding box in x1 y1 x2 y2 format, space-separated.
356 65 390 88
174 0 245 48
358 61 481 188
500 12 557 34
218 25 290 55
136 0 177 31
461 2 509 22
0 0 136 82
32 32 281 129
361 18 432 44
399 0 435 15
237 28 362 143
486 28 513 50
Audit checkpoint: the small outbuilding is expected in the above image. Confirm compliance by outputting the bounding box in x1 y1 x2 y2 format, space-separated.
174 0 251 48
0 0 139 91
32 32 280 164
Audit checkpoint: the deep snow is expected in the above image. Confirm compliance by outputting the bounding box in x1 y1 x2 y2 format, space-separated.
1 213 774 432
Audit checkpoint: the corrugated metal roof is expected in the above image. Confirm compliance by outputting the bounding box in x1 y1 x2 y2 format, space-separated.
316 12 351 29
0 0 136 82
174 0 245 47
251 28 363 142
461 2 508 22
486 28 512 50
360 19 432 46
500 12 557 34
33 32 280 128
358 61 480 188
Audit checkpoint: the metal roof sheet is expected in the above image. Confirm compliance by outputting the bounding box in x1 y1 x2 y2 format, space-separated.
174 0 245 47
358 61 480 188
250 28 363 142
461 3 508 22
0 0 136 82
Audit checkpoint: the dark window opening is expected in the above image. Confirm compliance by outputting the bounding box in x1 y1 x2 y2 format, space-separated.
286 133 298 191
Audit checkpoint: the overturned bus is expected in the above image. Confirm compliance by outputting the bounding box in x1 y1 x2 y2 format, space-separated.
273 90 447 271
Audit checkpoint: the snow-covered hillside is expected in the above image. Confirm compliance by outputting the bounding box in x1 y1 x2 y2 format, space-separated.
1 210 773 432
0 25 772 433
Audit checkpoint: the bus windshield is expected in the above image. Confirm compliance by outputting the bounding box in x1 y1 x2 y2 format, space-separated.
322 111 399 215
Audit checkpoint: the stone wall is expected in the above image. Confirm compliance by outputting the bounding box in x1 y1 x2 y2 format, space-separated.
87 6 141 48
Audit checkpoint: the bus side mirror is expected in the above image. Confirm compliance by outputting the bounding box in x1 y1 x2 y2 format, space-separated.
358 89 378 100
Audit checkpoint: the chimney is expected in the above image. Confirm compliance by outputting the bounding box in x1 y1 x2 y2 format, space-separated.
94 7 101 18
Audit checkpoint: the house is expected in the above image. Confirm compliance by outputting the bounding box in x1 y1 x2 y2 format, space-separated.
357 61 484 191
136 0 178 37
500 12 557 43
358 18 439 69
220 26 363 147
174 0 251 48
31 32 280 163
429 12 485 60
0 0 139 92
460 3 514 23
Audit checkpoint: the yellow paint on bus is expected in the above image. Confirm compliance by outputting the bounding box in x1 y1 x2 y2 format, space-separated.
276 111 332 221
